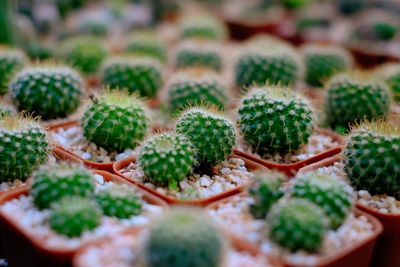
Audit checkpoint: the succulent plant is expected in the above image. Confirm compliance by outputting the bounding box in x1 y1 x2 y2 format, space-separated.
179 14 227 41
31 163 95 210
10 65 84 120
138 132 195 189
81 90 148 152
325 72 391 129
336 0 364 15
95 183 142 219
166 69 228 113
101 57 163 98
176 107 236 166
49 196 102 238
0 0 15 45
355 21 397 41
248 171 284 219
60 36 107 75
267 198 327 252
0 115 49 182
144 208 224 267
301 44 352 87
79 19 108 37
175 40 222 71
25 42 54 60
376 63 400 103
238 85 314 155
0 48 26 95
281 0 310 9
344 120 400 198
126 31 167 63
291 172 353 229
0 103 13 117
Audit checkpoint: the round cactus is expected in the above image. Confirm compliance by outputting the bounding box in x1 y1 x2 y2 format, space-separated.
166 69 228 113
126 31 167 63
10 65 84 120
238 85 314 155
179 15 227 41
267 198 328 252
49 196 102 238
376 63 400 103
95 183 142 219
325 72 391 129
144 208 225 267
175 40 222 71
0 115 49 181
138 132 195 188
344 120 400 198
31 163 95 210
248 171 284 219
176 108 236 166
301 44 352 87
81 90 148 152
355 21 397 41
281 0 310 9
0 48 26 95
291 172 353 229
60 36 107 75
101 57 163 98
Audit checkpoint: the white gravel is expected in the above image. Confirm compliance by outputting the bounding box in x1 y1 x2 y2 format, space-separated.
0 179 25 193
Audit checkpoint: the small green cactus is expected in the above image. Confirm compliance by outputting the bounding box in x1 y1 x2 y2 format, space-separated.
291 172 353 229
81 90 148 152
267 198 327 252
10 65 84 120
376 63 400 103
325 72 391 129
301 44 352 87
238 85 314 155
0 48 26 95
176 108 236 166
344 120 400 198
95 183 142 219
138 132 195 188
25 42 54 60
281 0 310 9
248 172 284 219
0 104 13 117
101 57 163 98
355 22 397 41
144 208 225 267
175 40 222 71
0 115 49 181
126 31 167 63
49 196 102 238
179 15 227 41
0 0 16 45
31 163 95 210
166 69 228 113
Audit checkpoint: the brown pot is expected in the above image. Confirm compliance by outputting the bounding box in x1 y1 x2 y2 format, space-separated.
348 45 399 69
206 192 383 267
0 170 168 267
113 155 268 206
234 128 344 177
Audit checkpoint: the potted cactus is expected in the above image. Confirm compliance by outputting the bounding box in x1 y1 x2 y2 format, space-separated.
0 47 26 96
179 14 228 42
125 30 167 64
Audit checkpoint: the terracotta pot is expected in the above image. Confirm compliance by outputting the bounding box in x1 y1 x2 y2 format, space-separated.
234 128 344 177
113 155 268 206
207 192 383 267
348 46 399 69
0 170 168 267
224 18 284 41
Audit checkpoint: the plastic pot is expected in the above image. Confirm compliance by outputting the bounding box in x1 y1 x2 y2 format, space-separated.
113 155 268 206
207 192 383 267
234 128 344 177
0 170 168 267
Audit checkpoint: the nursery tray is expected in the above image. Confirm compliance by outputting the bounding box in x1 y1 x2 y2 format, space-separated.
0 170 168 267
207 192 383 267
234 128 344 177
113 155 269 206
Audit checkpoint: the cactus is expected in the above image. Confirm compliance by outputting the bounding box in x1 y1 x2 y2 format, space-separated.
248 172 284 219
49 196 102 238
175 40 222 71
81 91 148 152
176 108 236 166
281 0 310 9
126 31 167 63
344 120 400 198
267 198 328 252
166 69 228 113
95 183 142 219
101 57 163 98
138 132 195 189
144 208 224 267
0 115 49 182
301 44 351 87
0 104 13 117
376 63 400 103
179 15 227 41
26 42 54 60
238 85 314 155
291 172 353 229
0 48 26 95
0 0 16 45
60 36 107 75
31 163 95 210
10 65 84 120
325 72 391 129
